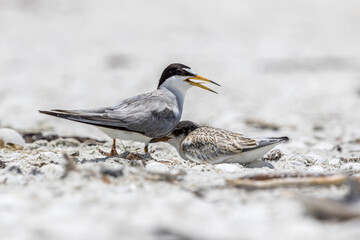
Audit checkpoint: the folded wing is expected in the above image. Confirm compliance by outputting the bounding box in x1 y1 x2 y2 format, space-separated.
182 127 288 162
39 90 179 138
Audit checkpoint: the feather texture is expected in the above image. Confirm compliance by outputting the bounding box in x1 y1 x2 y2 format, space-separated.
178 126 288 163
40 88 181 138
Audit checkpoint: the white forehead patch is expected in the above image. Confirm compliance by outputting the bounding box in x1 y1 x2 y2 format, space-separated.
183 68 196 75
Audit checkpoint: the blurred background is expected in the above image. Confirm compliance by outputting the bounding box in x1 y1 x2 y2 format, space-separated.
1 2 360 240
0 0 359 140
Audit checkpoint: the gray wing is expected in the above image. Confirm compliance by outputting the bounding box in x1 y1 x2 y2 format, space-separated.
39 89 180 138
182 127 259 162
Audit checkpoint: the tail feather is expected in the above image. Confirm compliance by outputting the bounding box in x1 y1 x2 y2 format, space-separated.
39 110 71 118
49 109 82 114
267 136 289 142
241 136 288 153
50 108 107 114
39 110 141 133
39 110 92 123
257 136 289 148
39 108 102 125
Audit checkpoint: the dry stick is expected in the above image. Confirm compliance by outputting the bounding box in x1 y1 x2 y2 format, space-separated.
61 153 78 179
226 175 360 189
145 169 186 182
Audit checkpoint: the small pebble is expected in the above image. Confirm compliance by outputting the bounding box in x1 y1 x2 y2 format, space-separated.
215 163 242 173
191 165 204 171
35 140 49 146
8 166 23 174
101 168 124 178
0 160 6 169
30 168 43 175
289 155 308 167
50 138 80 148
290 160 306 167
40 152 59 160
261 149 284 161
41 164 63 177
329 158 340 166
340 163 360 174
246 161 274 169
306 165 325 174
8 153 23 161
305 154 328 165
312 142 334 151
146 161 170 174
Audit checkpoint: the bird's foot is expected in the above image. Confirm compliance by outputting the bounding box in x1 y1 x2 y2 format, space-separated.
143 145 154 160
98 148 119 157
98 139 119 157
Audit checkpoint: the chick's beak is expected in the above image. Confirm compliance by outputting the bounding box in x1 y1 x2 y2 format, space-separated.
185 75 221 94
150 136 171 143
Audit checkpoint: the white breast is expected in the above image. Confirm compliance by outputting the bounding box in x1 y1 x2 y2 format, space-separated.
97 127 152 143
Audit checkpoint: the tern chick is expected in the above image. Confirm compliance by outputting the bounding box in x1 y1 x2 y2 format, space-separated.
151 121 288 164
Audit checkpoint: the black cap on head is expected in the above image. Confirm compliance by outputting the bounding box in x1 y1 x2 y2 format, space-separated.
158 63 196 88
172 120 199 137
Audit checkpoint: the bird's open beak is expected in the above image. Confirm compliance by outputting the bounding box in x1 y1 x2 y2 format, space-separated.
185 75 220 94
150 136 171 143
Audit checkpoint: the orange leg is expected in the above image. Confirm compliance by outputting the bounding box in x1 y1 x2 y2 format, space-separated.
99 139 119 156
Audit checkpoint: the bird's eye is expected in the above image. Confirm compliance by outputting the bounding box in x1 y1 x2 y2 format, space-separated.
175 69 182 75
175 129 184 135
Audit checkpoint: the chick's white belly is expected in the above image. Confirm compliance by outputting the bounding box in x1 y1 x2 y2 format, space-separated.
183 144 278 164
222 144 278 164
97 127 152 143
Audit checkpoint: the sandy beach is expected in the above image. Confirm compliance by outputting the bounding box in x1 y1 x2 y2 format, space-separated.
1 0 360 239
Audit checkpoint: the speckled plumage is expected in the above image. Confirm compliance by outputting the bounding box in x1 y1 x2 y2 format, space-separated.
181 126 259 162
153 121 289 164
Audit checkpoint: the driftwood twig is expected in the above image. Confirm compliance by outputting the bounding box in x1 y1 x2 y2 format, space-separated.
226 173 360 189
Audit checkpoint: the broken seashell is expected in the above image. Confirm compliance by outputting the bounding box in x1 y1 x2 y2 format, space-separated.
0 128 25 148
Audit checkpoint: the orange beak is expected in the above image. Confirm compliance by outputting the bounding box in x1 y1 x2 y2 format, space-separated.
185 75 220 94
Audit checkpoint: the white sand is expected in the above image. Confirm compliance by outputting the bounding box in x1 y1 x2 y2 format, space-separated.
1 0 360 239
